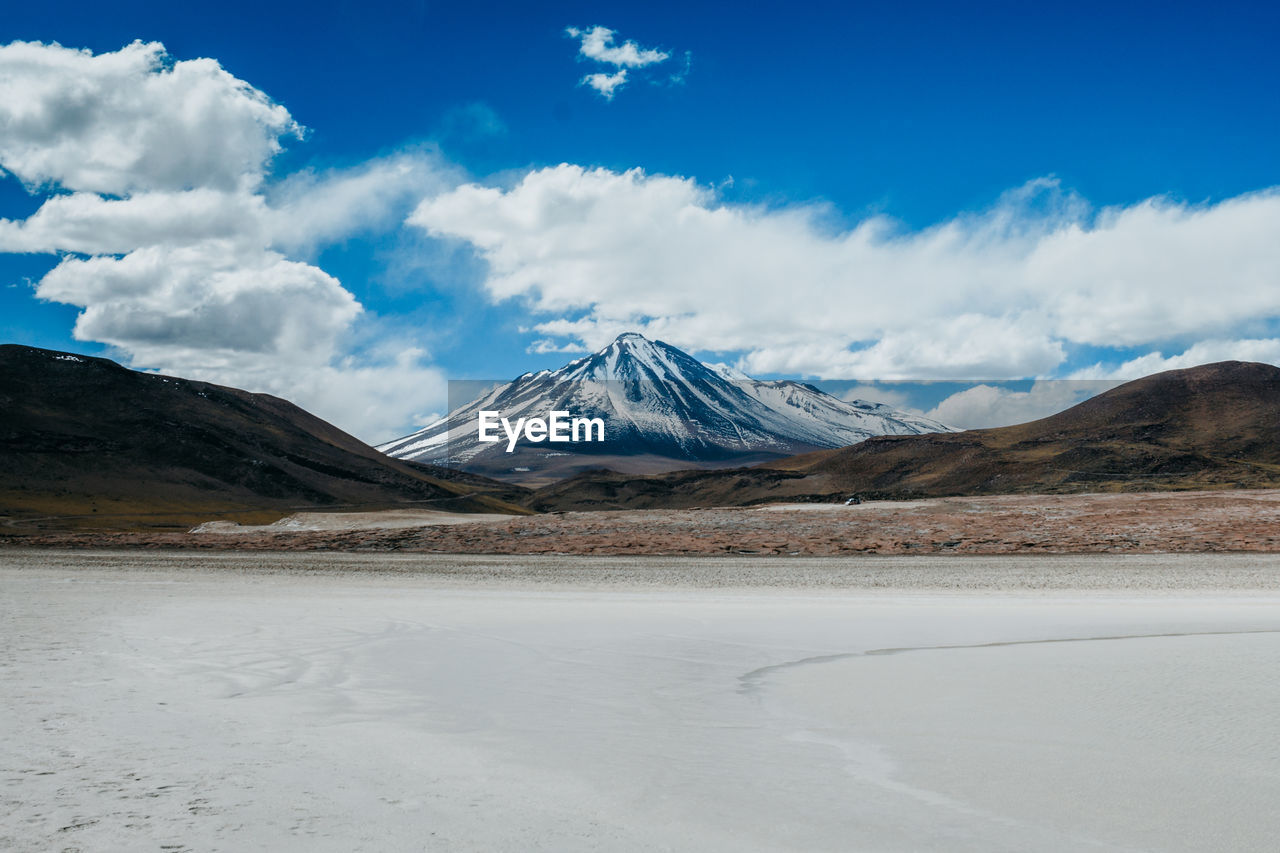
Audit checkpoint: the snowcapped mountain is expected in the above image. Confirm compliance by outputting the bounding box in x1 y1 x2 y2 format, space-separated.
378 333 953 482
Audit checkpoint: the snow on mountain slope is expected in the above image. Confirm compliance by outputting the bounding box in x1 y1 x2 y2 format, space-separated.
378 333 953 478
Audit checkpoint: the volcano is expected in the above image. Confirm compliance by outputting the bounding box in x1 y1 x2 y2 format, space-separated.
377 333 951 483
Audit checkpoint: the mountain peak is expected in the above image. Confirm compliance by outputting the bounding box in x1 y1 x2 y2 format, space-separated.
610 331 665 351
379 335 953 482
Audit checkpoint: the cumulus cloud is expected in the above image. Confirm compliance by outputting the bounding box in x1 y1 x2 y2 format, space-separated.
527 337 592 355
925 381 1122 430
568 26 669 67
0 152 452 258
0 40 448 441
735 316 1066 380
36 242 359 359
1071 338 1280 379
581 70 629 99
839 384 920 412
0 189 261 255
0 40 299 194
263 152 457 253
408 165 1280 380
565 26 675 99
169 347 448 443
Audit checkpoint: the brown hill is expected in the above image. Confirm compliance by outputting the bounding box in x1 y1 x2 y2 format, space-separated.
527 361 1280 511
0 345 529 530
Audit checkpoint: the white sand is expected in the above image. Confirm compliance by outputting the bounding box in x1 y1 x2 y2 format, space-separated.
4 551 1280 851
190 509 514 533
753 500 940 511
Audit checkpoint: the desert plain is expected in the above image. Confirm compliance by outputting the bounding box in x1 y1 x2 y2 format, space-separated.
9 488 1280 556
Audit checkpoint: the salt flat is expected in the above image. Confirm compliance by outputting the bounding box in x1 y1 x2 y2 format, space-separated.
3 551 1279 851
191 509 515 534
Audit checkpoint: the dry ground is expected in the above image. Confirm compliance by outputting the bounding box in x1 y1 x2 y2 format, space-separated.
5 488 1280 555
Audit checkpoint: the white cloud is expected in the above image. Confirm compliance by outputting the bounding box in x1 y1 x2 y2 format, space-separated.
567 26 668 67
735 315 1066 380
925 380 1121 430
0 40 299 194
0 189 263 254
408 165 1280 380
36 242 359 360
1071 339 1280 379
528 337 592 355
0 153 451 257
166 347 448 444
565 26 675 99
839 384 919 412
0 40 449 441
263 151 457 253
581 70 628 99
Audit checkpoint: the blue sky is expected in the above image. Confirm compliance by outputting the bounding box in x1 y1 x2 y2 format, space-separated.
2 1 1279 439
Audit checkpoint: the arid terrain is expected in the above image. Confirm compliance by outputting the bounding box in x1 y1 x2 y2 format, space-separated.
7 488 1280 555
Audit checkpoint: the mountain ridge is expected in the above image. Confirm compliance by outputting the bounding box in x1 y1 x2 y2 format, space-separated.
10 342 1277 527
527 360 1280 511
